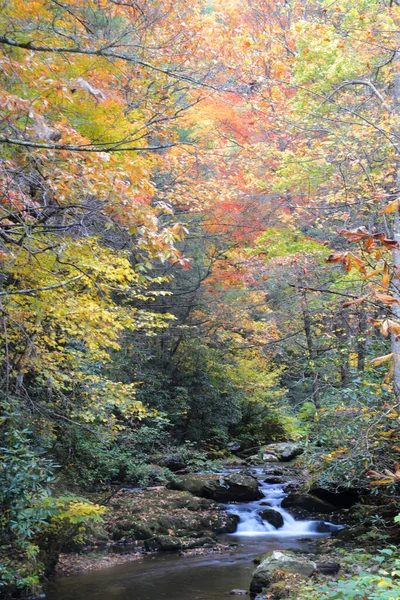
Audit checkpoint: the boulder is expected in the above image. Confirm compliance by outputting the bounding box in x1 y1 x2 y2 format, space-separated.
317 562 341 575
106 488 238 550
144 535 182 552
262 442 304 462
250 551 316 594
169 473 263 502
131 524 153 540
259 509 284 529
226 442 241 453
261 453 279 463
160 456 188 472
310 486 360 509
281 493 336 515
184 536 216 549
284 481 301 494
264 476 286 484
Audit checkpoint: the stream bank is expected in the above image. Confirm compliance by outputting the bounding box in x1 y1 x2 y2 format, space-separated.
45 450 354 599
45 443 400 599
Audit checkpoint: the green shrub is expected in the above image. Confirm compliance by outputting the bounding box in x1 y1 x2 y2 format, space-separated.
299 547 400 600
0 426 104 597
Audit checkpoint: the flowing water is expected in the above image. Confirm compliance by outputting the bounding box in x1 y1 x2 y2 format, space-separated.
226 468 342 538
46 468 341 600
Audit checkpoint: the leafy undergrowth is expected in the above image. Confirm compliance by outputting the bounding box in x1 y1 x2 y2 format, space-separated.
297 546 400 600
256 527 400 600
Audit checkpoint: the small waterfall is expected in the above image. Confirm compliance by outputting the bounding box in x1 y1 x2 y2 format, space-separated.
226 468 342 537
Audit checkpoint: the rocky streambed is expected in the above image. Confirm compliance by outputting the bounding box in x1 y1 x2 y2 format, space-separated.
47 444 360 599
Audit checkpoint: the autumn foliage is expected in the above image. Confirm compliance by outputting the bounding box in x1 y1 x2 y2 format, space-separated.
1 0 400 595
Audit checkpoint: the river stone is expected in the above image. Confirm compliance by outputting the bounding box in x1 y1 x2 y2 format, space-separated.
317 562 341 575
185 536 216 549
281 493 336 515
132 524 153 540
262 442 304 462
310 486 360 509
250 551 316 594
160 456 188 472
226 442 241 453
313 520 340 533
230 590 247 595
264 476 286 484
261 453 279 463
259 509 284 529
169 473 263 502
144 535 182 552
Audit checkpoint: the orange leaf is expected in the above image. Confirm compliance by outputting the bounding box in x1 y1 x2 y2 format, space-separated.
381 238 399 249
381 320 389 336
349 253 367 274
339 226 370 242
375 293 400 305
379 198 399 214
342 296 367 308
386 320 400 336
364 268 383 279
364 237 375 252
381 262 390 289
325 252 345 264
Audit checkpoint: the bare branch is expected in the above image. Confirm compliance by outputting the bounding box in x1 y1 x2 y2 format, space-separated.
0 136 183 153
0 274 83 296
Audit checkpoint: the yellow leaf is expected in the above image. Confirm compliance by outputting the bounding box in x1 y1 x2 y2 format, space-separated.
365 268 383 279
370 479 394 485
371 353 394 367
379 198 399 214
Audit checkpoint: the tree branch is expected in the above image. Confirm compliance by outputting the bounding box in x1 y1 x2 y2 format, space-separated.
0 35 217 89
0 274 83 296
0 136 183 153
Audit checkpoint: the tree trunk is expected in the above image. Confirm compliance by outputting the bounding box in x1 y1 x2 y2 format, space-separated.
391 33 400 405
333 312 350 386
356 307 367 372
300 289 320 408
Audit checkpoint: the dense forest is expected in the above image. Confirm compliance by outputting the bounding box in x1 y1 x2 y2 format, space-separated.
1 0 400 598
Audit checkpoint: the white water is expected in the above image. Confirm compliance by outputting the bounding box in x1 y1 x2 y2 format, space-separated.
226 468 342 538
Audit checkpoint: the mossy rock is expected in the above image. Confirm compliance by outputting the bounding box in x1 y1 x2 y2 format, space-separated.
250 551 316 595
169 473 262 502
131 524 153 540
144 535 182 552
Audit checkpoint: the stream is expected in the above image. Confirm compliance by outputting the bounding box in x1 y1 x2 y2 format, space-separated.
46 468 340 600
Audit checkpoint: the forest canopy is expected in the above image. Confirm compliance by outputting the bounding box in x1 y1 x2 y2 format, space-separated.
1 0 400 597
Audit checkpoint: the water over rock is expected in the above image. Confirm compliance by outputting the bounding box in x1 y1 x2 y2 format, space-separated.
259 509 284 529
